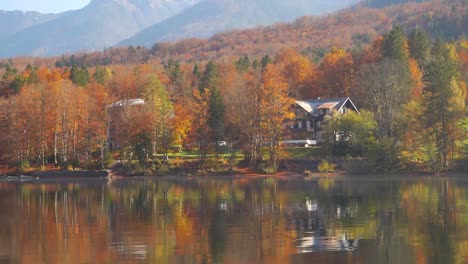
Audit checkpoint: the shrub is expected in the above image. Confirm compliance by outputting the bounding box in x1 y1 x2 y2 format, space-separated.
343 158 370 174
368 138 401 173
318 160 336 173
103 151 115 168
15 160 30 172
255 160 277 174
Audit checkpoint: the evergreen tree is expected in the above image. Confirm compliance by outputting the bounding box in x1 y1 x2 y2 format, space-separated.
422 41 464 169
93 66 113 86
165 58 184 97
235 56 250 72
25 64 39 85
199 60 218 92
209 87 225 141
381 26 409 63
408 28 431 67
260 55 271 70
10 75 27 94
193 63 200 77
252 59 260 70
2 65 17 81
70 65 90 87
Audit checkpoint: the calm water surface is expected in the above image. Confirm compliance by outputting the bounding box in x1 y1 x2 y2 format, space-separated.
0 176 467 264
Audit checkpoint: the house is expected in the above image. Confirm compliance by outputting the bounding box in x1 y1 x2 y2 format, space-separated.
288 97 359 144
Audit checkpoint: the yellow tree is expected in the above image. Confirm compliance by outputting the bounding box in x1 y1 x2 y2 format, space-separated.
260 64 294 172
320 47 355 97
275 48 316 99
141 75 174 159
84 82 110 167
172 102 194 152
189 88 211 165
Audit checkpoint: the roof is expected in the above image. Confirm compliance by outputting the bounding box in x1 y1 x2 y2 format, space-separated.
295 97 359 114
108 99 145 108
317 102 339 110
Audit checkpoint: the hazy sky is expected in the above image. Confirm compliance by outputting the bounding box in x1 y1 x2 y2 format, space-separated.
0 0 91 13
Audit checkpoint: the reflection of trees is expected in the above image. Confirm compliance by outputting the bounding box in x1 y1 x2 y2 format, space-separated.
0 179 296 263
400 180 468 264
0 178 467 263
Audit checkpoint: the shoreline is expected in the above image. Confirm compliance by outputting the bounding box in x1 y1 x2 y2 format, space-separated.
1 166 466 183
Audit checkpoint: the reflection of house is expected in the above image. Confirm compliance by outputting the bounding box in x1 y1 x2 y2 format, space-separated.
289 97 359 143
290 199 360 254
107 99 145 150
297 234 359 253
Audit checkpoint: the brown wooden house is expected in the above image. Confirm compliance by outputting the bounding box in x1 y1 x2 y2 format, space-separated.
288 97 359 143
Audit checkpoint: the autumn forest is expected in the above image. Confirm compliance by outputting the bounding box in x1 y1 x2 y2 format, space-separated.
0 0 467 175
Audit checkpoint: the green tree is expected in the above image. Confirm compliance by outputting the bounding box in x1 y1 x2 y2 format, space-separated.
25 64 39 85
92 66 113 86
199 61 226 143
337 111 378 155
457 118 468 158
422 41 465 169
321 111 377 157
408 28 431 67
199 60 218 92
10 75 27 94
70 65 90 87
193 63 201 77
260 55 271 70
2 64 18 81
235 56 250 72
165 58 185 98
209 87 225 142
381 26 409 63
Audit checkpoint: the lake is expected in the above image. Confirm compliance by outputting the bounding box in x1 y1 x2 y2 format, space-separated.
0 176 467 263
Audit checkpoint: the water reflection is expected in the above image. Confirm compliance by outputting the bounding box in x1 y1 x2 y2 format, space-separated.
0 177 467 263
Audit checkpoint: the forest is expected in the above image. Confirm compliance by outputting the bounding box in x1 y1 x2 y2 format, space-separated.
0 0 467 175
0 23 467 175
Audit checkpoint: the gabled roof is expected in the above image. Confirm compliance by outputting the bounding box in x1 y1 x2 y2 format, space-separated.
108 99 145 108
295 97 359 114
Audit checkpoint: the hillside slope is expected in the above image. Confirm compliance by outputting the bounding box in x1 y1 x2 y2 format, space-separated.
2 0 465 68
50 0 464 66
120 0 359 47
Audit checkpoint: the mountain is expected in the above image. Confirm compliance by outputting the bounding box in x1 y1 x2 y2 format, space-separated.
0 0 200 58
48 0 465 67
0 10 62 38
120 0 359 47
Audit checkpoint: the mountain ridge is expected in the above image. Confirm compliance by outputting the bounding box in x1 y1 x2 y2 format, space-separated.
0 0 200 58
41 0 465 68
120 0 359 47
0 10 63 38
